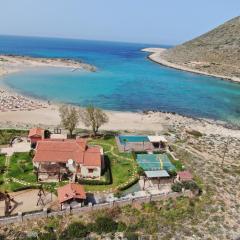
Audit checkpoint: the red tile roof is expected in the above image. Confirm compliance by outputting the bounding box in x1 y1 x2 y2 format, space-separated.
28 128 44 138
177 171 193 181
33 139 101 167
57 183 86 204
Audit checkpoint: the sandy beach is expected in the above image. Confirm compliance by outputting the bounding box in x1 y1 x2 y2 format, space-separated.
0 54 239 139
142 48 240 83
0 101 240 138
0 55 96 76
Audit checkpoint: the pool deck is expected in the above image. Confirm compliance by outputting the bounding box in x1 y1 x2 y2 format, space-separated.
115 136 166 153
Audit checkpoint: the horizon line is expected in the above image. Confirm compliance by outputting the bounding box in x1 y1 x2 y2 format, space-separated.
0 33 174 47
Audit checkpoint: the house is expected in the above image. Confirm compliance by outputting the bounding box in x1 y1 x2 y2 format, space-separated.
57 183 86 210
176 171 193 182
33 138 103 182
28 128 45 146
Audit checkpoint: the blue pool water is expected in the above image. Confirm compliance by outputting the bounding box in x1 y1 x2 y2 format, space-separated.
0 35 240 125
119 135 149 144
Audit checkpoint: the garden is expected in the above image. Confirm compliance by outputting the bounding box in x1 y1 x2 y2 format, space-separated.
0 135 139 193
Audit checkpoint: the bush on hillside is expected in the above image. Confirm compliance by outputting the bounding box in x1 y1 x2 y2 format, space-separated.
89 216 119 234
59 222 89 239
124 232 139 240
171 182 183 192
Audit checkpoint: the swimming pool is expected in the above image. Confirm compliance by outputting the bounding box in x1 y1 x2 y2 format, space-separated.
119 135 149 144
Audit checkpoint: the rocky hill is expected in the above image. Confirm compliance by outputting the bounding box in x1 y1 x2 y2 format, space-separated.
161 16 240 81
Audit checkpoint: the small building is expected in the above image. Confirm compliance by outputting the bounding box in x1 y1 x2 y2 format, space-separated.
148 135 168 149
33 138 103 182
28 128 45 146
177 171 193 182
57 183 86 210
143 170 171 189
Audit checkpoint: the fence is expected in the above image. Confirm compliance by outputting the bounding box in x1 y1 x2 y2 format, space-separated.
0 190 193 225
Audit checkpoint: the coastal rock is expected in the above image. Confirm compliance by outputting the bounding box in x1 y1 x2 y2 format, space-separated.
144 16 240 83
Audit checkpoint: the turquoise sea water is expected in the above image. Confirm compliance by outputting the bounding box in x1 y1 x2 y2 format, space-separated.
0 35 239 125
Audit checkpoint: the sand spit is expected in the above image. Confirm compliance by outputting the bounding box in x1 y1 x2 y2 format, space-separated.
142 48 240 83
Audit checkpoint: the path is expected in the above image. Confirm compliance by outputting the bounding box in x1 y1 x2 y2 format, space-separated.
90 141 139 191
3 155 10 183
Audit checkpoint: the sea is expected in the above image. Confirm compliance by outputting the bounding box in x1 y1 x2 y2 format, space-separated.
0 35 239 125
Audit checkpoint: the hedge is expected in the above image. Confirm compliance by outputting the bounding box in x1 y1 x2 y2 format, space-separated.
117 176 139 191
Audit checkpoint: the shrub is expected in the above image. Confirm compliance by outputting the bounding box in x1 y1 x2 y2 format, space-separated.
38 232 57 240
29 149 35 158
171 182 183 192
168 170 177 177
117 176 139 191
183 181 198 190
124 232 139 240
114 190 123 198
78 178 109 186
137 167 144 176
90 216 118 234
59 222 89 239
183 181 201 195
0 166 6 174
117 222 127 232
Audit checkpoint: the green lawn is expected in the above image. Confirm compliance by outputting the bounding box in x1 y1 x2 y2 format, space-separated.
8 152 36 183
0 154 6 183
1 137 138 193
167 153 184 172
86 136 138 192
0 154 5 169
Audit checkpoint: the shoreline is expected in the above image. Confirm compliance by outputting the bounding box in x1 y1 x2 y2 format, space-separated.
0 55 239 138
0 54 97 112
142 48 240 84
0 54 97 73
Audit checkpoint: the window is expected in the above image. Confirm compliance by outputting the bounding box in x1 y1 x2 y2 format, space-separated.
88 168 94 173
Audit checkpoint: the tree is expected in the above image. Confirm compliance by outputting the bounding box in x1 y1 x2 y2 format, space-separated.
80 105 109 136
59 105 80 138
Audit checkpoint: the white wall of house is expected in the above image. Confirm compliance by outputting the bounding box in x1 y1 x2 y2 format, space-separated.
80 166 101 179
33 161 40 168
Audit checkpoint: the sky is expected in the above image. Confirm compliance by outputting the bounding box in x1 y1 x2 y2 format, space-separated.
0 0 239 45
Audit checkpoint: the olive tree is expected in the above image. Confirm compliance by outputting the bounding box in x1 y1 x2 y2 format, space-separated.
59 105 80 138
80 105 109 136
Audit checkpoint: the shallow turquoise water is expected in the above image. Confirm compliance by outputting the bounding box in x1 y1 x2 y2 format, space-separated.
0 35 239 125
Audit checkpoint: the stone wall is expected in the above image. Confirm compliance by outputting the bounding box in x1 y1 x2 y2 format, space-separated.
0 190 193 225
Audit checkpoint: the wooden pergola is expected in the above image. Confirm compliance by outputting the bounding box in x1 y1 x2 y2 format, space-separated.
37 163 66 182
143 170 170 190
0 192 18 216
